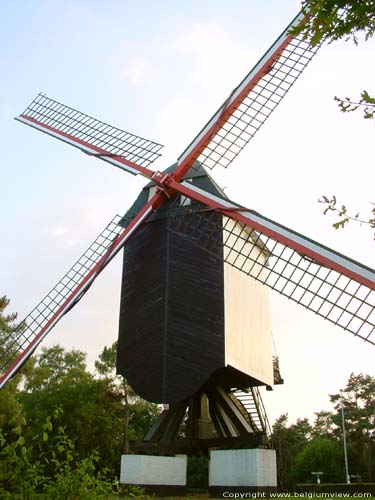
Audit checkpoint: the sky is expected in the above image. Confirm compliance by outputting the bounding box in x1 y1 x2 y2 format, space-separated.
1 0 374 426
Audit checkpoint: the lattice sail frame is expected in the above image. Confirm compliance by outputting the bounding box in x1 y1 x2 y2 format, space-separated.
167 188 375 344
177 10 319 173
16 94 164 175
0 216 124 383
5 6 374 395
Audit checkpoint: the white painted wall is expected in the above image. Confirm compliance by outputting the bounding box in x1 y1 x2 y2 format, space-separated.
120 455 187 485
209 449 277 487
224 219 273 386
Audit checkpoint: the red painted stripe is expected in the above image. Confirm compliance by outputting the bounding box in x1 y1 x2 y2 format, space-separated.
19 115 155 180
172 31 299 183
168 179 375 292
0 189 167 388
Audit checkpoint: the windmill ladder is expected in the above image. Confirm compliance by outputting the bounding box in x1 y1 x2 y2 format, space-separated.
233 387 273 447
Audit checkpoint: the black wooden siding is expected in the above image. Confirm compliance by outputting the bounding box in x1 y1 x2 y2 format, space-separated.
117 208 225 403
116 164 265 404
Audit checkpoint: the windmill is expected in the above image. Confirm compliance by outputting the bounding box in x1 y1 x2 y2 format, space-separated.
1 5 375 493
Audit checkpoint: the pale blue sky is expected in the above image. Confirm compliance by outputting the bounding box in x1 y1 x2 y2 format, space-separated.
1 1 374 424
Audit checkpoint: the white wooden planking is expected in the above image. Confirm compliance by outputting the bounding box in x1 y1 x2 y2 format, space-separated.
224 219 274 387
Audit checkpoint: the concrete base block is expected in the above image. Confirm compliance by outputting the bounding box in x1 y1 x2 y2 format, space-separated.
120 454 187 495
209 449 277 494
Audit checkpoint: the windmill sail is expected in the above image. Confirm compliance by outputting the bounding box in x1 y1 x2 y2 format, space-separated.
7 4 374 400
16 94 163 178
167 180 375 344
176 10 318 177
0 205 157 390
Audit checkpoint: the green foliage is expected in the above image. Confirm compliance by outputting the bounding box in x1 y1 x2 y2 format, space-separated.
2 340 159 479
187 456 209 489
0 408 116 499
273 373 375 489
127 400 160 441
0 296 29 433
330 373 375 481
0 298 159 494
312 410 338 438
293 1 375 121
0 296 28 376
119 484 155 500
292 436 343 483
18 344 126 476
335 90 375 119
24 344 87 390
18 346 117 469
295 2 375 238
0 410 45 499
43 426 116 500
319 196 375 239
294 1 375 47
94 341 159 454
272 414 312 489
2 297 375 493
95 342 117 376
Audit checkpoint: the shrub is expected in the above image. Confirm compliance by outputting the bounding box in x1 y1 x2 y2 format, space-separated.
187 456 209 489
0 409 117 499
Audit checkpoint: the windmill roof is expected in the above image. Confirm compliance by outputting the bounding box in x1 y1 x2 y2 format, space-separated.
120 162 227 224
120 162 271 260
144 161 216 187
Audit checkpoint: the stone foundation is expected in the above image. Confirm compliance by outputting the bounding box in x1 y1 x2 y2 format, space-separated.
209 449 277 494
120 454 187 495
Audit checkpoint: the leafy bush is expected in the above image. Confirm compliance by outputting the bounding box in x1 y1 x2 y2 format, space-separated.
0 409 117 499
187 456 209 489
43 426 116 499
291 437 342 483
0 410 45 499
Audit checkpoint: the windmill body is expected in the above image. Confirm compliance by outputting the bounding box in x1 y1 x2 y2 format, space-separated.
2 5 375 494
117 164 274 404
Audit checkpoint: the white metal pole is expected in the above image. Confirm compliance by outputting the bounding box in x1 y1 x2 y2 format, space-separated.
341 391 351 484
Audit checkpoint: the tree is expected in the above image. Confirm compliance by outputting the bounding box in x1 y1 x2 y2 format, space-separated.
273 374 375 485
330 373 375 481
312 410 337 439
296 2 375 46
294 1 375 237
95 342 132 454
1 333 159 479
0 295 159 482
18 344 126 477
295 0 375 117
0 296 29 432
24 344 87 390
0 408 116 498
292 436 343 483
272 414 312 489
95 341 159 454
319 196 375 239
